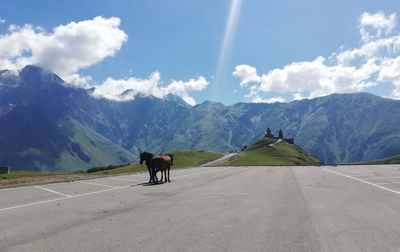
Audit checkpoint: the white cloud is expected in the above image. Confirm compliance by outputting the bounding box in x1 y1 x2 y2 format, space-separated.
63 73 93 87
293 93 305 101
161 76 208 105
0 18 5 24
91 73 208 106
0 17 209 105
91 72 162 101
336 34 400 64
377 55 400 99
252 96 285 103
233 11 400 101
359 11 396 41
233 64 260 86
0 16 127 84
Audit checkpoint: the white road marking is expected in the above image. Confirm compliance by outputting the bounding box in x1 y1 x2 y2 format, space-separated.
375 181 400 185
200 193 249 196
0 167 229 212
360 176 400 181
324 168 400 196
174 166 232 177
174 170 225 179
105 177 142 182
0 186 129 212
78 180 118 188
34 186 72 197
378 166 400 170
0 197 69 212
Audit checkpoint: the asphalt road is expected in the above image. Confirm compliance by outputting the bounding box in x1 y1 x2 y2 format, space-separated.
1 165 400 251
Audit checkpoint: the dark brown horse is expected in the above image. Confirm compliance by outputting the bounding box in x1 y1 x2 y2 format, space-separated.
140 151 158 183
151 154 174 183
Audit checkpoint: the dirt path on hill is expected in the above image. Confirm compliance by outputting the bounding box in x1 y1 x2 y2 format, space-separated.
200 153 239 166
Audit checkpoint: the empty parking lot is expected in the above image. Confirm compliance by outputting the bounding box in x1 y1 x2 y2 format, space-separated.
1 165 400 251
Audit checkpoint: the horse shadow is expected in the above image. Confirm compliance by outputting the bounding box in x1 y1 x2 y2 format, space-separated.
136 181 167 187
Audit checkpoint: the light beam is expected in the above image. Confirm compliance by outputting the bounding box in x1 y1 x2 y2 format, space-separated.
212 0 242 100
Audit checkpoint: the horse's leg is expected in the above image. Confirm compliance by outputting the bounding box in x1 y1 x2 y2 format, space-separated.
168 166 170 182
151 159 158 184
155 170 159 182
147 166 152 183
160 169 163 182
154 169 159 184
164 169 167 182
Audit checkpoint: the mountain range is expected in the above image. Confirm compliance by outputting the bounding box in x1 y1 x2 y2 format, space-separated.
1 65 400 172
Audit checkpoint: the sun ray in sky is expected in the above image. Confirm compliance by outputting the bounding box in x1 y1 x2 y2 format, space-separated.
212 0 242 100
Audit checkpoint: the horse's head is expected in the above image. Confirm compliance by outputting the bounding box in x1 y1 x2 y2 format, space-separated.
139 152 145 164
140 151 153 164
167 154 174 165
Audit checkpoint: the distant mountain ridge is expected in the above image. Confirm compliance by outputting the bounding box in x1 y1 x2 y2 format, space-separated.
0 66 136 172
1 65 400 171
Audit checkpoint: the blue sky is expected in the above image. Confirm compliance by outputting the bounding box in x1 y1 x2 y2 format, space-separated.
1 0 400 105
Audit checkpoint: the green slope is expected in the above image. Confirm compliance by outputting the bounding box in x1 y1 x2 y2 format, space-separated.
356 154 400 165
10 118 137 173
220 137 324 166
1 151 224 186
52 119 136 172
89 150 224 175
169 150 223 168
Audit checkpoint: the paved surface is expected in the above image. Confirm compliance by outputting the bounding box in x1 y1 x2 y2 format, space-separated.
1 165 400 251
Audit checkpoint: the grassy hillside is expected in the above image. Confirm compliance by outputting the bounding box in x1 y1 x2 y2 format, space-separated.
1 150 224 185
53 119 136 172
88 150 223 175
356 154 400 165
220 137 324 166
1 171 64 180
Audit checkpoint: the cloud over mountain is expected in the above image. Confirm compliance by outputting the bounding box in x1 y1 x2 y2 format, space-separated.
0 16 128 84
233 11 400 102
0 17 209 105
91 73 208 106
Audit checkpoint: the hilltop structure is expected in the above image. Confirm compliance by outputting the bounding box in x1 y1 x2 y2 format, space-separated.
264 128 294 144
222 130 323 166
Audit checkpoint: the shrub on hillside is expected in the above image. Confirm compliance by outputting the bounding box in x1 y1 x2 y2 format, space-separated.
86 163 129 173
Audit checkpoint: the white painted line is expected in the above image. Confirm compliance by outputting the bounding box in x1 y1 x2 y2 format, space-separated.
0 197 69 212
34 186 72 197
0 168 228 213
375 181 400 185
324 168 400 196
105 177 142 182
71 186 127 197
78 180 118 188
0 185 129 212
200 193 249 196
0 185 39 192
174 170 224 179
378 166 400 170
362 176 400 181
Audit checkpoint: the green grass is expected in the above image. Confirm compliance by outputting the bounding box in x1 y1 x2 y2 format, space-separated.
88 150 224 175
89 163 149 175
220 137 324 166
1 150 224 180
54 119 136 173
169 150 223 168
1 171 63 180
356 154 400 165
